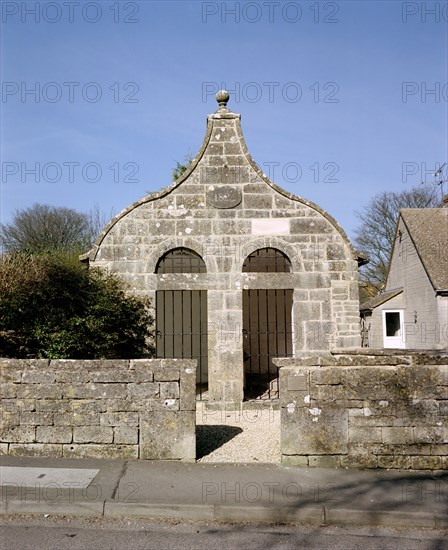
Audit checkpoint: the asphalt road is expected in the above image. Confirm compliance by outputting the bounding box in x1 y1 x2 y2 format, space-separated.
1 515 447 550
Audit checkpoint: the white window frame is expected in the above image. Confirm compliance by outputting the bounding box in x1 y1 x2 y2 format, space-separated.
382 309 405 349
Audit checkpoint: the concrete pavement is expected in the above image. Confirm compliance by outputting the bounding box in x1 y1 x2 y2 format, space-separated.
1 455 447 529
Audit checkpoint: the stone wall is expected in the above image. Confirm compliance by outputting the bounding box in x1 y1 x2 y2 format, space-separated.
276 350 448 469
0 359 196 461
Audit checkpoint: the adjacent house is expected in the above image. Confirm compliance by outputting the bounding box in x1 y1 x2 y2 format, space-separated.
360 203 448 349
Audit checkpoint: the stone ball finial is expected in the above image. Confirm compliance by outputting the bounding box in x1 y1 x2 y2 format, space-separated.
216 90 230 109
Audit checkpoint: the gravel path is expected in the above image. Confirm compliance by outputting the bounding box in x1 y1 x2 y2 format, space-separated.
196 402 280 463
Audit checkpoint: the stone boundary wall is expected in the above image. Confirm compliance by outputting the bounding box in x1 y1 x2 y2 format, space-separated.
276 351 447 469
0 359 196 461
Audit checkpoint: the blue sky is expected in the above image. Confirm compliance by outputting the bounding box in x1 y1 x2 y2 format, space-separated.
1 0 447 239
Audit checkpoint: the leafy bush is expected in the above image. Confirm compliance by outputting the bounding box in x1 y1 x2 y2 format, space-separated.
171 153 193 181
0 253 155 359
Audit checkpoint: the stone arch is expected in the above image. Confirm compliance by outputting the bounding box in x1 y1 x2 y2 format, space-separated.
155 247 206 274
145 238 213 274
238 238 303 273
242 247 292 273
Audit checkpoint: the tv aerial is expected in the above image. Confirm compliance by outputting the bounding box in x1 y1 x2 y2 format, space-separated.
422 162 447 200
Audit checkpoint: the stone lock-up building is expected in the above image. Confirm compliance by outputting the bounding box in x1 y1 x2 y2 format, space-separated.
81 91 364 406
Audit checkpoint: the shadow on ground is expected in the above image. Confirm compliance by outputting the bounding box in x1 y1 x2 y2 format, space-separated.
196 425 243 460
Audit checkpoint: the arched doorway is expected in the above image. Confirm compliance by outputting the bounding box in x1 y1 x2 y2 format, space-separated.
155 247 208 396
242 248 293 399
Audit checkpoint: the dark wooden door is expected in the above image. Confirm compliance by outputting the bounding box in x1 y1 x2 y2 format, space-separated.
156 290 208 396
243 289 293 399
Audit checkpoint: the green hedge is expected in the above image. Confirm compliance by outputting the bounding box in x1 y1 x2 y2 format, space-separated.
0 253 155 359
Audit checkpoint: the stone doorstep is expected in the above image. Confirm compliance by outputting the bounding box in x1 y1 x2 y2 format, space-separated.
201 400 281 412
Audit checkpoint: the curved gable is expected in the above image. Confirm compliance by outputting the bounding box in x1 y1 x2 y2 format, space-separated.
82 93 358 264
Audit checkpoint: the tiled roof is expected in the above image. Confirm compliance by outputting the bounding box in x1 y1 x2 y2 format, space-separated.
360 288 403 311
400 208 448 291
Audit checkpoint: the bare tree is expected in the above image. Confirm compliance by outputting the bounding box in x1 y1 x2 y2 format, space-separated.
86 203 110 246
354 184 440 293
0 203 106 255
